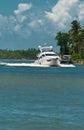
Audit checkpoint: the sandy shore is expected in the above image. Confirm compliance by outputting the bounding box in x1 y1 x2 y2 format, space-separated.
74 60 84 65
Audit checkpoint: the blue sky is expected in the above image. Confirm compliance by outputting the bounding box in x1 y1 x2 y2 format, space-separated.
0 0 84 50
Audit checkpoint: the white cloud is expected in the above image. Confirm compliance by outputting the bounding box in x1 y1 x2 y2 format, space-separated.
0 14 8 25
0 14 9 35
28 19 44 28
0 0 83 41
14 3 32 15
16 15 27 23
28 21 37 28
14 24 21 32
79 2 84 21
45 0 80 29
14 3 32 23
0 3 33 38
37 19 44 25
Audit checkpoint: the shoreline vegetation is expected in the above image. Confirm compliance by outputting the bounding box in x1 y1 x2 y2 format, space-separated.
0 49 39 60
0 49 84 64
73 60 84 65
0 20 84 64
55 20 84 64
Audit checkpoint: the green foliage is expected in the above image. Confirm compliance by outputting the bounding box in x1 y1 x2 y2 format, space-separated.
55 20 84 60
55 32 70 55
72 53 80 60
0 49 39 59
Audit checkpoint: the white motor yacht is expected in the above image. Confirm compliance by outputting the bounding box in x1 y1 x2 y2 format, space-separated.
34 45 61 66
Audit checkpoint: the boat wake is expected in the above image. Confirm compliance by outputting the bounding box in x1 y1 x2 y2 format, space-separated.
56 59 75 67
0 61 75 67
0 62 49 67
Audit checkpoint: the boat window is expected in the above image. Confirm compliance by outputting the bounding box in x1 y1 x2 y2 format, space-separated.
39 56 42 59
45 54 57 56
39 54 45 59
42 54 45 57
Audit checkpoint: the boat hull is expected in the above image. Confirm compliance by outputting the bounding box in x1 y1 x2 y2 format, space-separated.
35 57 59 66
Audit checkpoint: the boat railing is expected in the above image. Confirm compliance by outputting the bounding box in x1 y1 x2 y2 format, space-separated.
38 45 53 52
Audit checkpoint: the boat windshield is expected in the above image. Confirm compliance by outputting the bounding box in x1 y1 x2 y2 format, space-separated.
45 54 57 56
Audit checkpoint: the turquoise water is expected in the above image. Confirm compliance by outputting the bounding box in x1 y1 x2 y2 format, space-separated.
0 60 84 130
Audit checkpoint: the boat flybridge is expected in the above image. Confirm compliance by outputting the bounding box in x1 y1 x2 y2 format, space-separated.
34 45 61 66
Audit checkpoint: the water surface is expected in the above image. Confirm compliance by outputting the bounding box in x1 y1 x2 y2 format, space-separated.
0 60 84 130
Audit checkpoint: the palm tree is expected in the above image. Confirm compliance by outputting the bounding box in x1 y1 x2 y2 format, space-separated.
77 27 84 57
55 32 70 55
69 20 81 53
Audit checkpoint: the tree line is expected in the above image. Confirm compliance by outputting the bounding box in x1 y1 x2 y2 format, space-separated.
0 49 39 59
55 20 84 60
